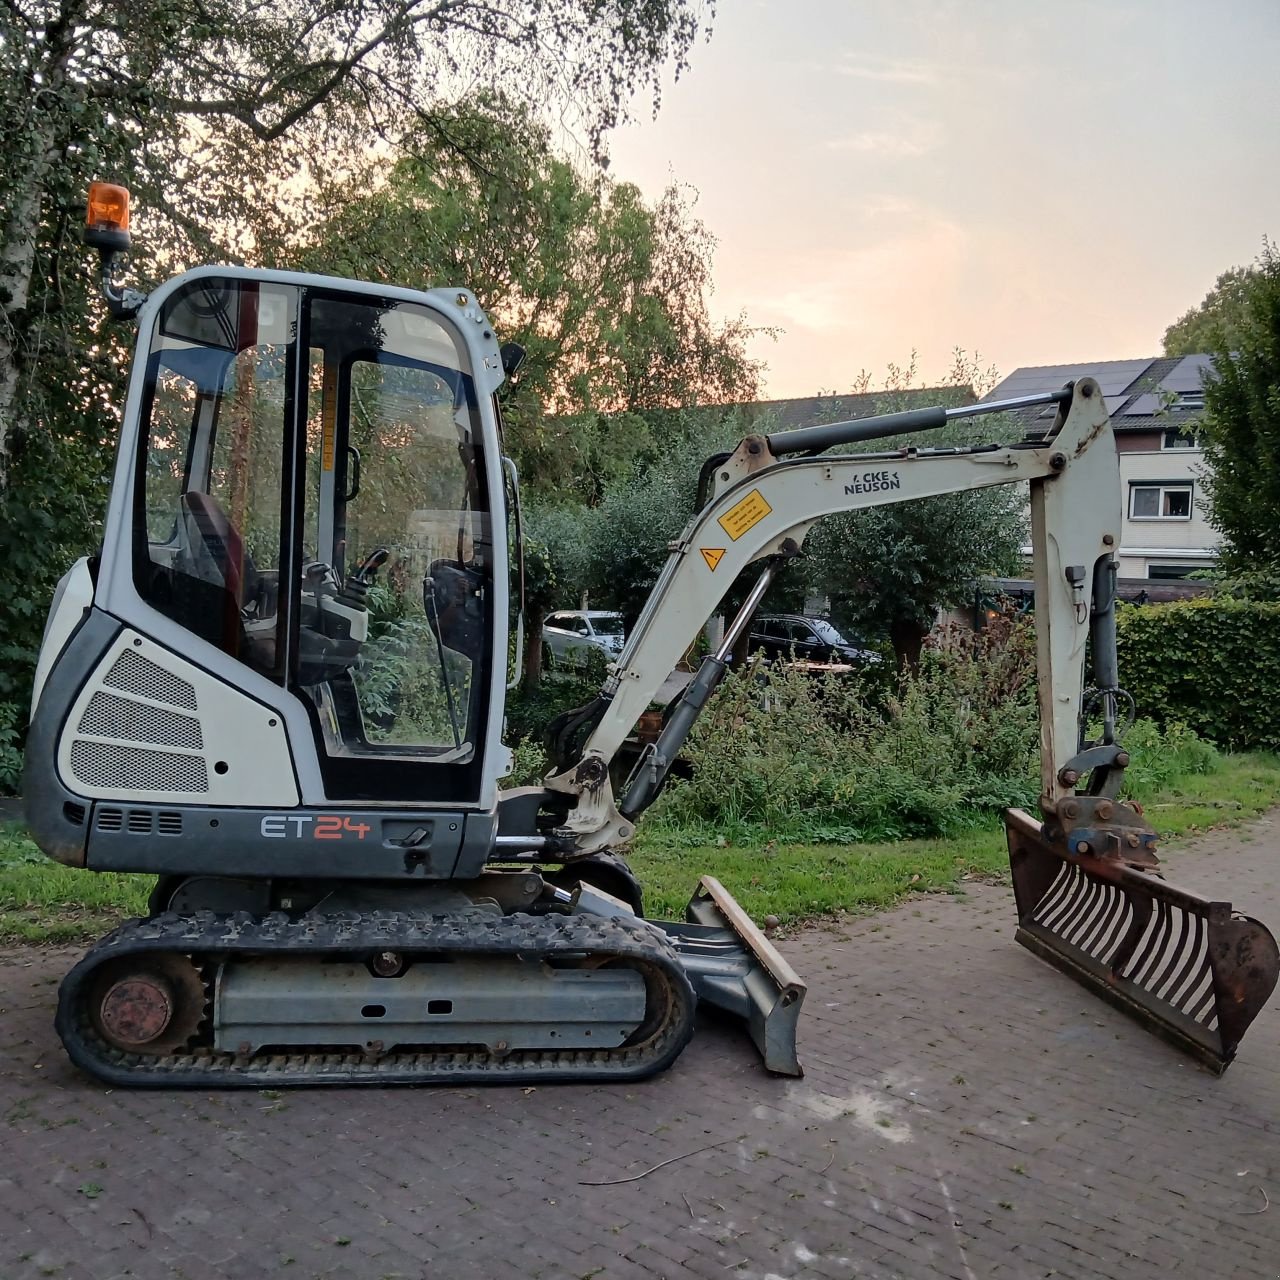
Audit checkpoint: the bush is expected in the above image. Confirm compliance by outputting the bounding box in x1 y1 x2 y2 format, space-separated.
503 648 607 748
0 701 22 796
502 736 549 787
1120 718 1220 802
649 618 1042 841
647 615 1227 843
1116 598 1280 749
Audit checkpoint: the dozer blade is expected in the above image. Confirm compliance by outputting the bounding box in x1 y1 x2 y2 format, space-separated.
1005 807 1278 1073
655 876 807 1076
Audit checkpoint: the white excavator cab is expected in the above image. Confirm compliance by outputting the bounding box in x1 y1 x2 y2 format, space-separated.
97 271 509 806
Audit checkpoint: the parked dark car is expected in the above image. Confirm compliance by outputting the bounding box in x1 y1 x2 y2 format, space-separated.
747 614 879 666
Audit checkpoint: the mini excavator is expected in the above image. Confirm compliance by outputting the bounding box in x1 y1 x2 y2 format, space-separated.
22 184 1278 1086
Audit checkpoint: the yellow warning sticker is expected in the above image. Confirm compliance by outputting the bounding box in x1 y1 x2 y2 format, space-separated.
717 488 773 541
320 364 338 473
700 547 726 572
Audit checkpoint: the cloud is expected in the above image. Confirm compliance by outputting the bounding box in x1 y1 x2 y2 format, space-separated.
835 55 940 86
825 120 942 158
852 194 927 219
739 210 969 336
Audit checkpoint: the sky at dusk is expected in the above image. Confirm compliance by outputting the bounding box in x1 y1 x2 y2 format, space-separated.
605 0 1280 398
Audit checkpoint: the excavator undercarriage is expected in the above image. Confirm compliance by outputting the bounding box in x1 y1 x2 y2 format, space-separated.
54 873 802 1086
59 907 699 1086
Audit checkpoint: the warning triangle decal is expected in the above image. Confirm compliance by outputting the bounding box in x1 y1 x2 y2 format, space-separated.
700 548 726 571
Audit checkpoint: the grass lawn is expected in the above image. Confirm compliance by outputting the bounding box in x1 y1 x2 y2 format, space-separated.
0 825 153 944
2 753 1278 943
632 752 1280 922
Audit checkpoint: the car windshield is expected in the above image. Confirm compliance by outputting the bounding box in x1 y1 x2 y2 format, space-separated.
592 615 624 635
809 619 848 645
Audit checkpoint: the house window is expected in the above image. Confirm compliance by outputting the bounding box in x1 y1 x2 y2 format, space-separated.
1130 483 1193 520
1147 563 1201 580
1162 427 1199 449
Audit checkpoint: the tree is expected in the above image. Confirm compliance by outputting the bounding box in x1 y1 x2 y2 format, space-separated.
0 0 717 483
520 503 594 691
570 412 767 629
299 93 764 497
579 462 693 635
1163 266 1258 357
801 475 1026 667
0 1 715 763
794 350 1024 668
1197 242 1280 581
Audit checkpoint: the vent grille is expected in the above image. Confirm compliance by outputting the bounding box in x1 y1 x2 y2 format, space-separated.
79 691 203 750
63 802 86 826
71 742 209 793
103 649 198 710
93 807 186 835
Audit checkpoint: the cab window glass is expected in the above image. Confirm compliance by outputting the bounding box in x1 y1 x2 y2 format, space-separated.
133 280 296 676
299 295 491 768
143 370 199 542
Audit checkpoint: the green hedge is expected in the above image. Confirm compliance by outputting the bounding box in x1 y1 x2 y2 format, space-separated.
1116 598 1280 750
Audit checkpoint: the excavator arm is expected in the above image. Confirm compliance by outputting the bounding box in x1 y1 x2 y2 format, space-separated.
546 378 1123 851
536 378 1279 1074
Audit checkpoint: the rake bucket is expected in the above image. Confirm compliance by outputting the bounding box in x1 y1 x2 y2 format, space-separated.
1005 807 1278 1073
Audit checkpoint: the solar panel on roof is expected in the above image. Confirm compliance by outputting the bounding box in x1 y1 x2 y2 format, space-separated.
983 367 1080 401
1039 392 1132 421
1120 393 1162 417
1160 355 1213 393
984 359 1156 401
1090 359 1155 395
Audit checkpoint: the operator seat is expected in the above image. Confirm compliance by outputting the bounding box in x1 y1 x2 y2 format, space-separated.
181 491 256 601
180 490 271 667
424 558 485 656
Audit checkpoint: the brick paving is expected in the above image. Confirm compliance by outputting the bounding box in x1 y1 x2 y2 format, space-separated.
1 818 1277 1280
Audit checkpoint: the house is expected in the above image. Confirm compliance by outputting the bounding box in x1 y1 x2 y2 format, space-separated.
981 356 1215 581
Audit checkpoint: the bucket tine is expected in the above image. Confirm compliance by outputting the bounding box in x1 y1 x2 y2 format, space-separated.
1005 807 1279 1073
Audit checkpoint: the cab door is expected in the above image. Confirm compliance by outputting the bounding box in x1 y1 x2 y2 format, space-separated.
294 290 498 802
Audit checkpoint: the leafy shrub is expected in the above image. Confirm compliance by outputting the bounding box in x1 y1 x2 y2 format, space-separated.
0 427 115 770
502 736 549 786
1116 598 1280 749
1120 718 1221 802
504 648 607 747
650 618 1042 841
0 701 23 796
648 615 1225 842
353 613 479 747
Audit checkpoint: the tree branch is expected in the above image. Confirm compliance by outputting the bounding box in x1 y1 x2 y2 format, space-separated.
161 0 527 141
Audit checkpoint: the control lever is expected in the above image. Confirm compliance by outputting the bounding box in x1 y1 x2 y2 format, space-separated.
339 547 391 615
352 547 390 585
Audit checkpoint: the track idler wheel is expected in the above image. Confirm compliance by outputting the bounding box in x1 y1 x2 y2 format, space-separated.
88 955 205 1055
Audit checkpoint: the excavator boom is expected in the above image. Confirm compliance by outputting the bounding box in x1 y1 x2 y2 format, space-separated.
541 378 1278 1071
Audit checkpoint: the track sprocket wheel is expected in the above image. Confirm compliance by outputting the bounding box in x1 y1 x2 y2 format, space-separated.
87 953 206 1055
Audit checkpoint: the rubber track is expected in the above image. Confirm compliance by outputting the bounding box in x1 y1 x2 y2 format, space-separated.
56 909 698 1088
